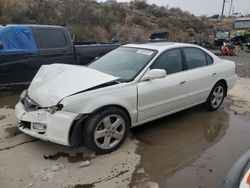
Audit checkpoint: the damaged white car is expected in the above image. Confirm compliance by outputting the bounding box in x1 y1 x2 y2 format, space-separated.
15 43 237 153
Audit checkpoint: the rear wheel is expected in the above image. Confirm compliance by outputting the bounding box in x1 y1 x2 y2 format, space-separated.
205 82 226 111
83 107 130 154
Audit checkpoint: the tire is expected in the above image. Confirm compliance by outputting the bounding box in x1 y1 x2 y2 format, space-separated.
205 82 226 111
83 107 130 154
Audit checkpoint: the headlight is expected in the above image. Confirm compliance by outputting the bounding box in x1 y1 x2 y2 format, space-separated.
20 90 27 99
46 104 64 114
46 106 59 114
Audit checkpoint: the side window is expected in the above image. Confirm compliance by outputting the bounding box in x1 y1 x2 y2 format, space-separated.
206 54 213 65
183 48 207 69
37 29 67 49
151 49 182 74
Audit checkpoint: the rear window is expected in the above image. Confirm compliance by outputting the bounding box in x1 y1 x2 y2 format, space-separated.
206 54 213 65
183 48 207 69
37 29 67 49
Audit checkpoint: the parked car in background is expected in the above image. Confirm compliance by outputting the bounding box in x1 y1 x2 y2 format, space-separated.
149 31 169 42
214 30 230 47
15 42 237 153
223 149 250 188
0 24 120 87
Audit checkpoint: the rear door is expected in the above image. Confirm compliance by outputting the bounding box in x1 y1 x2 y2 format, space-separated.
182 47 216 105
33 27 74 66
137 48 188 122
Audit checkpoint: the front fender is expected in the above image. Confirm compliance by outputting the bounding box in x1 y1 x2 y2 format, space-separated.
61 83 138 125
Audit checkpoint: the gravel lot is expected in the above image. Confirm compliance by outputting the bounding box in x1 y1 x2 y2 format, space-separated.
0 50 250 188
215 50 250 78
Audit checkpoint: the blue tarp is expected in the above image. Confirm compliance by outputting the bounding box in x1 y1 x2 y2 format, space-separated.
0 25 38 55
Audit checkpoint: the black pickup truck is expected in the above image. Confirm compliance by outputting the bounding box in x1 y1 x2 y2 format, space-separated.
0 25 120 88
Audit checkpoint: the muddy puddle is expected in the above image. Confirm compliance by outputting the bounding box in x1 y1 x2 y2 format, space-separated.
131 98 250 188
0 94 19 109
3 126 21 138
0 92 21 141
44 152 91 163
73 184 94 188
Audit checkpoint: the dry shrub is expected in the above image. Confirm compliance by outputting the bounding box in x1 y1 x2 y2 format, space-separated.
0 0 233 43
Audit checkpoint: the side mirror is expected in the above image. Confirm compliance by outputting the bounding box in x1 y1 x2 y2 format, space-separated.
0 42 4 49
141 69 166 81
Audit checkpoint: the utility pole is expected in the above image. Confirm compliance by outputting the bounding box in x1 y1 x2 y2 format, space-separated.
229 0 233 16
221 0 226 17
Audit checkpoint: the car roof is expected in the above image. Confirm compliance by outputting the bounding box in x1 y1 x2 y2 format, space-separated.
123 42 198 52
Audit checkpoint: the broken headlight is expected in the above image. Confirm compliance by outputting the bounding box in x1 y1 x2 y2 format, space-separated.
46 104 64 114
20 89 28 99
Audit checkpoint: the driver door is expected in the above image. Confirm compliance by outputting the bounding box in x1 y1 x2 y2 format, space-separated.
137 48 188 123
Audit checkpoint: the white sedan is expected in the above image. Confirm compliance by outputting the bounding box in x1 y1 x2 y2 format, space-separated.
15 43 237 153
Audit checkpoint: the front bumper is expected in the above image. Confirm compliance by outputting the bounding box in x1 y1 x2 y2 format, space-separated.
15 101 78 146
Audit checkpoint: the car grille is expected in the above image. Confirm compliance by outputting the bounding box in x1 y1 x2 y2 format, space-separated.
21 96 41 111
19 121 31 129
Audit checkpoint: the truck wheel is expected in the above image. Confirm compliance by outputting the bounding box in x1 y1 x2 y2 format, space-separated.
83 107 130 154
205 82 226 111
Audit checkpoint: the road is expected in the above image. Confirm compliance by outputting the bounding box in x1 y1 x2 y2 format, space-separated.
0 51 250 188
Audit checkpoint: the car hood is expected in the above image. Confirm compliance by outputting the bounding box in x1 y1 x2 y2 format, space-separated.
28 64 118 107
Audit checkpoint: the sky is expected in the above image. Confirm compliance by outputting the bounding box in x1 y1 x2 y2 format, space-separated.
98 0 250 16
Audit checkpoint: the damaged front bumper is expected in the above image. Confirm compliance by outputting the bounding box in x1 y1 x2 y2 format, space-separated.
15 100 78 146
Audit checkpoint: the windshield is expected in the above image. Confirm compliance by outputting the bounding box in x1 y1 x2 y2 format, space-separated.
88 47 157 81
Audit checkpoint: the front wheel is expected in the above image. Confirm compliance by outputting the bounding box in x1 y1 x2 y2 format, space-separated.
205 83 226 111
83 107 130 154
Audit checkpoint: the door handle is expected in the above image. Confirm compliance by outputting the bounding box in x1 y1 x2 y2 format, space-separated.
212 73 217 76
180 81 187 85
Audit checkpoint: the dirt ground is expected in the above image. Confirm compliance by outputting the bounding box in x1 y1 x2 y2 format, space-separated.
0 51 250 188
214 50 250 78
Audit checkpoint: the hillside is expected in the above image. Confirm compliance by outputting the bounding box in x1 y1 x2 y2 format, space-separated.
0 0 234 43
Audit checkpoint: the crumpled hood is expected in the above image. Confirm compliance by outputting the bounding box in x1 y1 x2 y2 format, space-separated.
28 64 118 107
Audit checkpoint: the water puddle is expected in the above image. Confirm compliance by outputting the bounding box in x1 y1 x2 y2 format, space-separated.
72 184 94 188
0 115 7 120
0 94 19 109
131 98 250 187
4 126 22 138
44 152 90 163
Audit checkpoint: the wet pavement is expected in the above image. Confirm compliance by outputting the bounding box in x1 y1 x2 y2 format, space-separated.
0 52 250 187
0 94 19 109
214 50 250 78
0 94 140 188
132 97 250 188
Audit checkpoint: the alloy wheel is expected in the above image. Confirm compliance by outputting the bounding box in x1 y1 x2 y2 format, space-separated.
211 85 224 108
94 115 126 150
